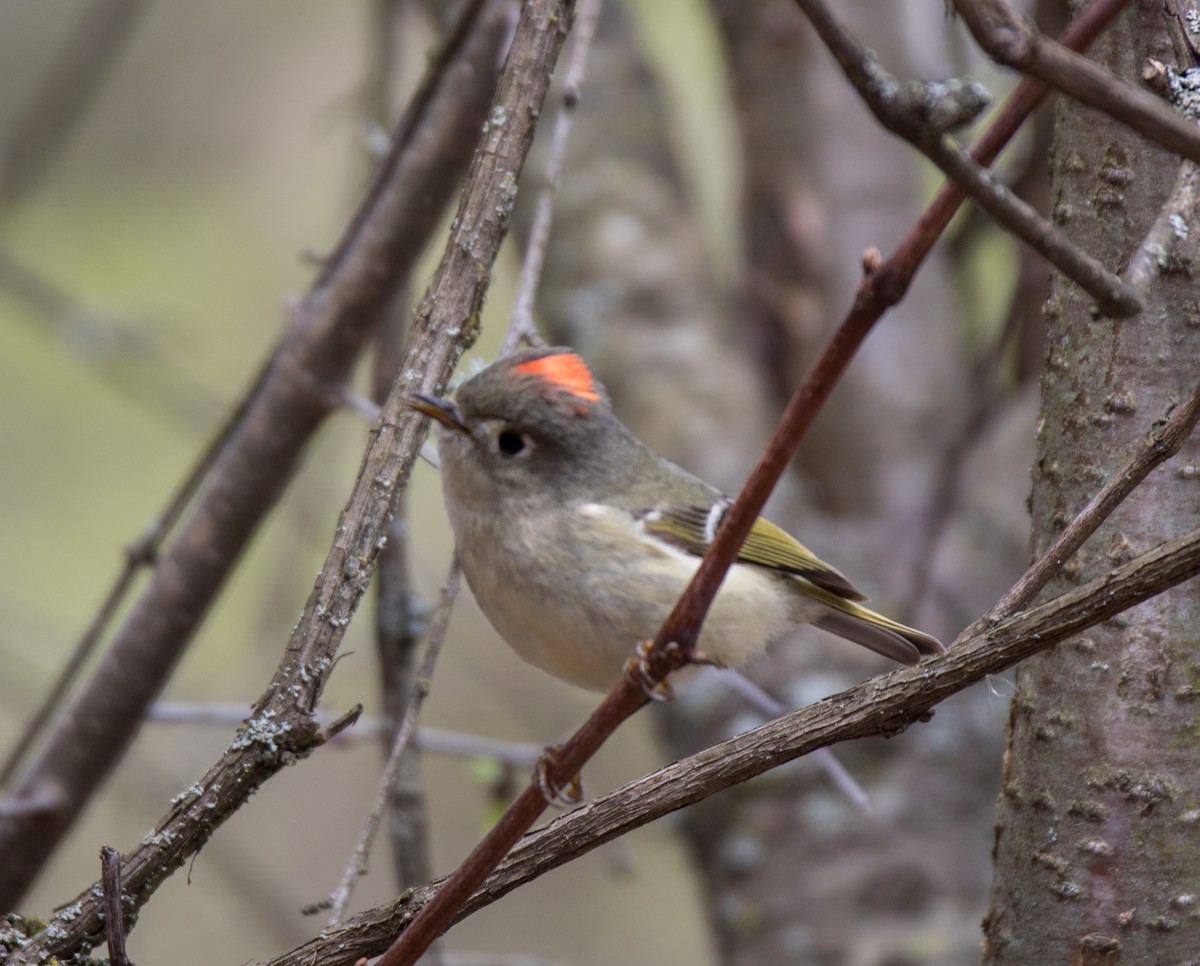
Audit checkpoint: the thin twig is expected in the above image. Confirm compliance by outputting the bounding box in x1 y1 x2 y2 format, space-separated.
720 671 871 811
1124 0 1200 296
410 727 540 767
362 0 407 129
327 561 462 925
501 0 603 354
979 381 1200 626
1122 155 1200 295
100 845 133 966
899 304 1024 617
146 702 544 763
271 525 1200 966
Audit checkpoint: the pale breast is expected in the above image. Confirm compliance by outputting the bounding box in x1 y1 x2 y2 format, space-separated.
451 499 807 691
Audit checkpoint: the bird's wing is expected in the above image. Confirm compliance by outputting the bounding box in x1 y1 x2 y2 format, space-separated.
639 502 868 602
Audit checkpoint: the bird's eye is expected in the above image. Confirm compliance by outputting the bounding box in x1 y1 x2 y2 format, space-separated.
497 429 527 456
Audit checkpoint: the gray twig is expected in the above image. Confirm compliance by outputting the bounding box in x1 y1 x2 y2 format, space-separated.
327 562 462 925
954 0 1200 167
100 845 134 966
794 0 1142 317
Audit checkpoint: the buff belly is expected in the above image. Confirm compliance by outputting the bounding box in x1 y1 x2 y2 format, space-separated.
453 501 820 692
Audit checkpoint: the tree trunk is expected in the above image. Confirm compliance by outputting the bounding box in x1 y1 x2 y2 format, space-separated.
984 4 1200 961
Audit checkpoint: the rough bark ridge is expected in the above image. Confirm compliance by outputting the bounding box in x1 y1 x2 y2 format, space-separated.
984 3 1200 961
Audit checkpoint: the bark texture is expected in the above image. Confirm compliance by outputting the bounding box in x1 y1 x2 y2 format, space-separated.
984 3 1200 961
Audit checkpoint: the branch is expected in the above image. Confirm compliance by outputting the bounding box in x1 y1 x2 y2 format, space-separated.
795 0 1141 316
880 0 1127 297
0 0 515 910
501 0 603 354
270 525 1200 966
326 561 461 924
145 706 545 765
99 846 133 966
982 385 1200 628
1123 22 1200 294
954 0 1200 168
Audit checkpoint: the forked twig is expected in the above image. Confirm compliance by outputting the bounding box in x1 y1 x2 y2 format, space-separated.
981 382 1200 627
954 0 1200 166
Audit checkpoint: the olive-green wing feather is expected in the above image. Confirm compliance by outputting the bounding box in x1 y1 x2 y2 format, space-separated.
640 502 867 601
639 501 945 665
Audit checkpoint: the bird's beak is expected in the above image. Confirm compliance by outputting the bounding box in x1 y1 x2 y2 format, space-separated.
403 392 469 433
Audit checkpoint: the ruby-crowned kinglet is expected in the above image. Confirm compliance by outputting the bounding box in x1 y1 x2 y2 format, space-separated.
405 348 944 691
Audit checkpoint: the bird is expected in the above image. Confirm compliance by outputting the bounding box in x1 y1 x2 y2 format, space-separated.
404 347 944 692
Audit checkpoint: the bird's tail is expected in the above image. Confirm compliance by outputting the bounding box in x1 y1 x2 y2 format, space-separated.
808 591 945 666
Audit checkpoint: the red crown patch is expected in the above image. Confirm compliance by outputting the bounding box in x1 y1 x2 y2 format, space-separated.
513 353 602 403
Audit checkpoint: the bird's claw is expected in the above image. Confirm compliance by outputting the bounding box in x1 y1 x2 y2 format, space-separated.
622 639 698 702
534 744 583 807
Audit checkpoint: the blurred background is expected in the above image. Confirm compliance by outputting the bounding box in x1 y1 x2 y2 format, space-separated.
0 1 1045 963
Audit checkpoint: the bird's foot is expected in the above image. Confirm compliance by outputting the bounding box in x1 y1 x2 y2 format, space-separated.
622 639 693 702
679 641 714 670
534 744 583 808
